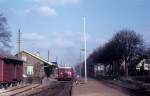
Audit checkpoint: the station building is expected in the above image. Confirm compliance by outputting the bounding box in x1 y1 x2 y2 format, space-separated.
16 50 56 83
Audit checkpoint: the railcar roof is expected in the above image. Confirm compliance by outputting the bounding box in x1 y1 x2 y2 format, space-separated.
0 54 23 62
58 67 73 69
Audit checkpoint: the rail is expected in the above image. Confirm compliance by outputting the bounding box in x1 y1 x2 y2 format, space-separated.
0 81 73 96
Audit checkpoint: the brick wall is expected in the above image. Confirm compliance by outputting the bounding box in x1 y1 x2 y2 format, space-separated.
20 52 45 78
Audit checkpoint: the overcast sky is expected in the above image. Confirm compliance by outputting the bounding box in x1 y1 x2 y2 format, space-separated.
0 0 150 67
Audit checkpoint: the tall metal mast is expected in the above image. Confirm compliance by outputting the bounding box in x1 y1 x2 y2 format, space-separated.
83 17 87 83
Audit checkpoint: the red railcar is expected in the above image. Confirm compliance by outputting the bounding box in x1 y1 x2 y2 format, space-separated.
0 55 23 88
56 67 74 81
16 64 23 81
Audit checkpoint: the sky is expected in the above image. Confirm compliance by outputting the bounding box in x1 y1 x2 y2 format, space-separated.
0 0 150 67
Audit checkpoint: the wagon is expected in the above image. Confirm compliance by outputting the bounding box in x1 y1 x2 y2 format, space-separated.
0 55 23 88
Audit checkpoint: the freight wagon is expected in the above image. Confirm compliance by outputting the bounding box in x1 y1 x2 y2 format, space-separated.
0 55 23 88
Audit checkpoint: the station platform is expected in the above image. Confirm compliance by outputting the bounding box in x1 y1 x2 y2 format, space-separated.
72 78 129 96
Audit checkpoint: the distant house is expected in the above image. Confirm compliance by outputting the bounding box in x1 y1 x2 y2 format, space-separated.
136 59 150 76
136 59 150 71
94 63 105 77
16 50 56 83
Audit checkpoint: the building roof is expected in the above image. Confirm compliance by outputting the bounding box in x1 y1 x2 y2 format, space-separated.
16 50 55 66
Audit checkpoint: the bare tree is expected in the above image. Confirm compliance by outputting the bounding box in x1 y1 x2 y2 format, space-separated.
112 30 144 77
85 29 144 78
0 14 11 54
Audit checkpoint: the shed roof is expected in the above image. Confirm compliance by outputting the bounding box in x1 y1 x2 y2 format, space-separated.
16 50 55 66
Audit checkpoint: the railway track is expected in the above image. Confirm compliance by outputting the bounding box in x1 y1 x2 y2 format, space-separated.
0 84 29 94
0 84 40 96
0 81 73 96
26 81 73 96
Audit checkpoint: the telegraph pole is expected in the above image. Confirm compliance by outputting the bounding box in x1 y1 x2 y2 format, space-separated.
18 29 21 53
83 17 87 83
16 29 21 78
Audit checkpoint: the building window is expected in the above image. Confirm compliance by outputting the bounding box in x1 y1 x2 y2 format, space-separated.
27 65 33 75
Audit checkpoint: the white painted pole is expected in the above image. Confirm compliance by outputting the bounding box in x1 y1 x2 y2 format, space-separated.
83 17 87 83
